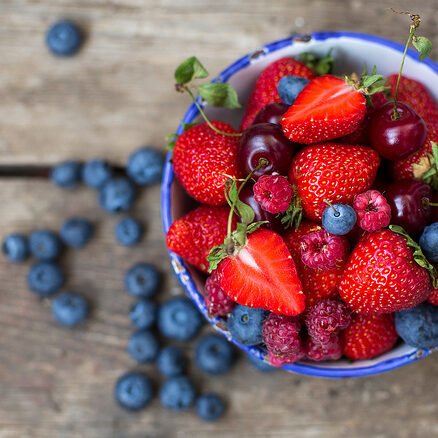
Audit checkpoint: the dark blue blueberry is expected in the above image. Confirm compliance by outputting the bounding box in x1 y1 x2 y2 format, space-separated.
159 376 196 411
124 263 160 298
115 217 143 246
114 371 153 411
60 217 93 248
129 299 157 330
158 296 202 341
51 160 82 189
195 334 235 375
419 223 438 263
46 20 83 57
395 302 438 348
2 233 29 262
196 393 225 422
52 292 89 327
98 177 136 213
246 352 276 372
156 346 186 377
29 230 62 261
226 305 268 346
127 330 160 363
277 75 310 105
322 204 357 236
27 262 65 296
126 147 164 186
82 159 113 189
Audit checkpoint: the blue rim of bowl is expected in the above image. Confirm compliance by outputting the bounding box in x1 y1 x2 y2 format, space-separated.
161 31 438 378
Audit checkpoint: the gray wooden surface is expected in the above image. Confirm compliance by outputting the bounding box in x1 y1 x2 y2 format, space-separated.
1 1 438 437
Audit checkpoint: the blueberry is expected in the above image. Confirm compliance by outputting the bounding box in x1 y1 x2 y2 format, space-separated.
82 159 113 189
51 160 82 189
2 233 29 262
46 20 83 57
114 371 153 411
115 217 143 246
158 296 202 341
124 263 160 297
196 393 225 422
322 204 357 236
127 330 160 363
27 262 65 296
246 352 276 372
60 217 93 248
419 223 438 263
156 346 186 377
129 299 157 330
52 292 89 327
29 230 62 261
127 147 164 186
195 334 235 375
395 302 438 348
226 305 268 346
277 75 310 105
160 376 196 411
98 177 136 213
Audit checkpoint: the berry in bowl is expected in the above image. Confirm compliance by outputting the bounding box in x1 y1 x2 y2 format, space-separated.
162 18 438 377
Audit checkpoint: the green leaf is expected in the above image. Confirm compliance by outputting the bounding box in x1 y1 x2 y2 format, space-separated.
300 50 335 75
206 245 228 273
181 122 198 132
174 56 209 84
281 188 303 230
165 133 178 141
197 83 241 109
412 36 432 61
247 221 269 234
225 178 255 224
362 74 386 88
167 140 176 151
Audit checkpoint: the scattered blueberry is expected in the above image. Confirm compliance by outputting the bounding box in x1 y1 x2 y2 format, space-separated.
98 177 136 213
195 334 235 375
52 292 89 327
277 75 310 105
322 203 357 236
60 217 93 248
395 302 438 348
27 262 65 296
2 233 29 262
158 296 202 341
127 330 160 363
29 230 62 261
246 352 276 372
226 305 268 346
129 299 157 330
115 217 143 246
114 371 153 411
419 223 438 263
51 160 82 189
46 20 83 57
124 263 160 298
126 147 164 186
156 346 186 377
82 159 113 189
196 393 225 422
160 376 196 411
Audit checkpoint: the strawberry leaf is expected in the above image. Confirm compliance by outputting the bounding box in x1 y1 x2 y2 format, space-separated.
412 36 432 61
225 179 255 224
197 83 241 109
422 141 438 190
281 187 303 230
299 50 335 75
175 56 209 84
247 221 269 234
206 245 228 272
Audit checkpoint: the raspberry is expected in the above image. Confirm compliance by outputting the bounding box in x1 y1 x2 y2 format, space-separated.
300 229 345 271
253 175 293 214
204 272 235 317
305 299 351 346
353 190 391 232
268 347 305 367
304 336 342 361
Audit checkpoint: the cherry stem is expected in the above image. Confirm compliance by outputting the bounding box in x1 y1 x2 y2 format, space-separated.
323 199 340 217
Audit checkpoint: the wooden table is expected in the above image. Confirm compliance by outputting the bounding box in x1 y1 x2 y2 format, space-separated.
1 1 438 437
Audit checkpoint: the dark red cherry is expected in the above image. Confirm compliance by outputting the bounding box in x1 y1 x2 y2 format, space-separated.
253 103 289 126
385 179 433 236
433 192 438 222
369 101 427 160
237 123 297 179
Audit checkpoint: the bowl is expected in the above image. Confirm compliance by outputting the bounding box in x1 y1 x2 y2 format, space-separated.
161 31 438 378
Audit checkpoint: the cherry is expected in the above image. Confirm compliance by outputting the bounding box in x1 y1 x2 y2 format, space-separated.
253 103 289 126
237 123 297 179
369 101 427 160
433 192 438 222
385 179 433 236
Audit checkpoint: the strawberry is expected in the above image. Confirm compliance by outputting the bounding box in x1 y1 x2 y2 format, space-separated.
427 264 438 306
166 205 236 273
288 143 380 221
172 121 240 206
341 313 398 360
240 57 315 132
339 228 432 315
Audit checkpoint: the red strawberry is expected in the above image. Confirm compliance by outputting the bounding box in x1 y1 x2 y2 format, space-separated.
427 264 438 306
216 229 305 316
281 75 367 144
166 205 236 273
240 57 315 132
172 121 240 206
289 143 380 221
341 313 398 360
339 228 432 315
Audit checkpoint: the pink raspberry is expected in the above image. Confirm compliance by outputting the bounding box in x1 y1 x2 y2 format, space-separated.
304 336 342 361
353 190 391 232
268 347 305 367
204 271 235 317
253 174 293 214
300 229 345 271
305 299 351 346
